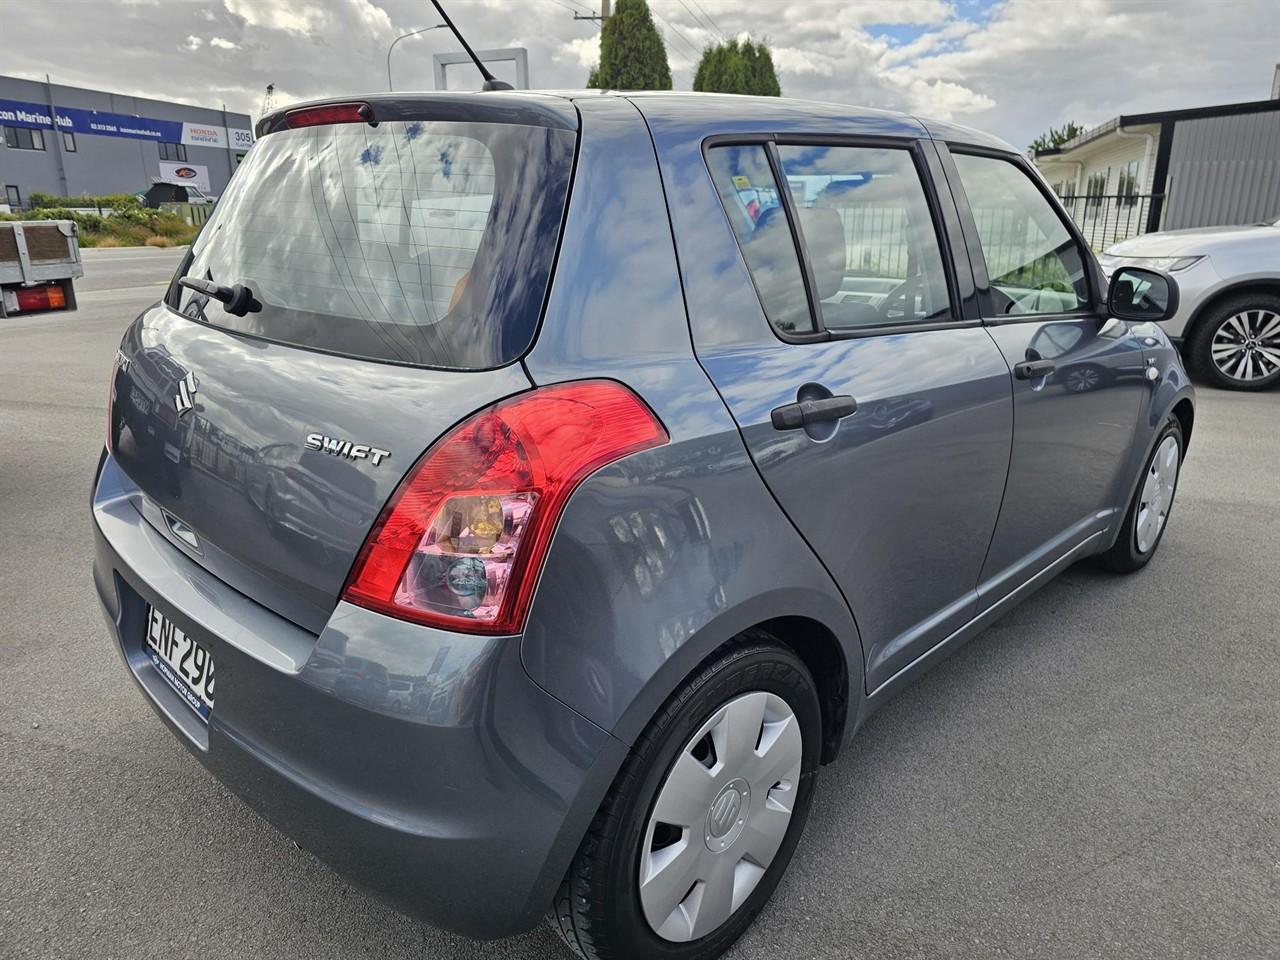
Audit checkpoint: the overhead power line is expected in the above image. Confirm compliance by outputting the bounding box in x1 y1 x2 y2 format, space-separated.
550 0 611 23
691 0 728 41
651 9 702 60
677 0 723 42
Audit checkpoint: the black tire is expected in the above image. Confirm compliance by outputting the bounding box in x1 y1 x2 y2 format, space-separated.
1184 293 1280 391
1092 415 1184 574
550 632 822 960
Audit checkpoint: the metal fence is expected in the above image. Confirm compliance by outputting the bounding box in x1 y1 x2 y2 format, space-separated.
969 208 1077 292
837 207 911 278
826 193 1163 287
1057 193 1161 251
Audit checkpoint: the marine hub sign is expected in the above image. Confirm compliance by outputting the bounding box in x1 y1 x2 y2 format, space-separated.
0 97 252 150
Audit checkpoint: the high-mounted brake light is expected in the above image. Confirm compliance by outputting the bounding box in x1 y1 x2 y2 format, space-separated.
284 102 373 129
342 381 668 635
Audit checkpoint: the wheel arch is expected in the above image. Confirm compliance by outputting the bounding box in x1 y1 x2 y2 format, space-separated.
604 594 864 766
1181 278 1280 348
1170 396 1195 449
1102 383 1196 553
743 615 850 764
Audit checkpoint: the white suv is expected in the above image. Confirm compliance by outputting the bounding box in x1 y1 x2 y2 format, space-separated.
1100 217 1280 390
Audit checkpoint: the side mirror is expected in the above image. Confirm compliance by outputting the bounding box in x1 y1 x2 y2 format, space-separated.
1107 266 1178 323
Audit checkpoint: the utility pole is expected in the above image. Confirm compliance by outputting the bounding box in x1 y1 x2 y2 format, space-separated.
44 74 68 197
221 103 235 184
574 0 610 23
259 84 276 124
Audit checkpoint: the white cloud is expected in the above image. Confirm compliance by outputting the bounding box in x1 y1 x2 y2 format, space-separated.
558 36 602 71
770 47 835 79
0 0 1274 152
222 0 329 37
351 0 392 35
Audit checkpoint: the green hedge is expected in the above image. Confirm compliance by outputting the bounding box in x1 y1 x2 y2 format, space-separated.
28 191 141 212
0 205 198 247
0 207 107 232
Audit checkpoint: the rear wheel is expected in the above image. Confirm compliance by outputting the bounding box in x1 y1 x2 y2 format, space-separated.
1092 415 1183 573
1185 294 1280 390
551 634 821 960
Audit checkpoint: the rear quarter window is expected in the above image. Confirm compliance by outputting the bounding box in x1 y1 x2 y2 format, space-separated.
177 118 575 370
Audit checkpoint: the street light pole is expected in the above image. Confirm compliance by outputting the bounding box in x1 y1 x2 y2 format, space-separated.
387 25 446 91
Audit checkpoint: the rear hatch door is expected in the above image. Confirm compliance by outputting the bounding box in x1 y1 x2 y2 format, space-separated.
109 95 577 633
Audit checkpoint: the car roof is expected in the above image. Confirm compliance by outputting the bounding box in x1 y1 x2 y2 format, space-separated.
610 92 1016 152
259 89 1017 154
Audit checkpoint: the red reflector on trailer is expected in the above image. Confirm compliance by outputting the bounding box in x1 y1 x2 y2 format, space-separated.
284 103 371 129
14 284 67 313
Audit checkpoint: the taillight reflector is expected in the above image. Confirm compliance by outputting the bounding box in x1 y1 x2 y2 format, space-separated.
14 283 67 313
342 381 668 635
284 103 371 129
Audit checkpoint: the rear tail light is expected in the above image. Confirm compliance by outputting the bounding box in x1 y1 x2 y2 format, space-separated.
10 283 67 314
342 381 668 635
106 357 119 454
284 103 372 129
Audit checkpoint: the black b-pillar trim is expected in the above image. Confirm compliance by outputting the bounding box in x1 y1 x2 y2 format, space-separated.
1145 121 1176 234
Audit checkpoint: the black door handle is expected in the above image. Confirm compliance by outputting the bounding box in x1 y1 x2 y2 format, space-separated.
1013 359 1056 380
771 395 858 430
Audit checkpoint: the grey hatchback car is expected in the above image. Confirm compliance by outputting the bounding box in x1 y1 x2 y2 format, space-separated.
94 91 1195 960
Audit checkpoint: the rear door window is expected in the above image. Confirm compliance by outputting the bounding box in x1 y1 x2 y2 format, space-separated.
776 144 952 329
706 144 816 335
177 118 575 369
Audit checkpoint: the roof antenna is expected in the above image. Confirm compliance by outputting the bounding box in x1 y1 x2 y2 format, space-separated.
428 0 514 91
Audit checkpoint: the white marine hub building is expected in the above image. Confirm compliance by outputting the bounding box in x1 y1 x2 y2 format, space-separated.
0 74 253 208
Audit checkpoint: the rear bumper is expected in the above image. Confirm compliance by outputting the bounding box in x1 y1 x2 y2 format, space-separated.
91 453 626 939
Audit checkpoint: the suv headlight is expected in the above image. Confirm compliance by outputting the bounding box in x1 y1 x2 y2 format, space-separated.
1100 254 1204 272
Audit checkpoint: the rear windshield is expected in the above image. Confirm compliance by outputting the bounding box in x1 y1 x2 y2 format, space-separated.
176 118 575 369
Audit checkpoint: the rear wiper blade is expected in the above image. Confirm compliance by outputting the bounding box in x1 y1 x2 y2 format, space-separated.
178 276 262 317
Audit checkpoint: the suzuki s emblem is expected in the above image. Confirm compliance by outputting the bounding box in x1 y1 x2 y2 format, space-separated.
175 372 197 417
708 786 743 839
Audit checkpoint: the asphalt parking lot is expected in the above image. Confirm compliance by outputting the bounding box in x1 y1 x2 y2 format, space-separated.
2 247 1277 960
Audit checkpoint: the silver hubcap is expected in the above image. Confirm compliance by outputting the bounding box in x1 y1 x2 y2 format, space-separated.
639 691 803 942
1136 435 1180 554
1211 309 1280 381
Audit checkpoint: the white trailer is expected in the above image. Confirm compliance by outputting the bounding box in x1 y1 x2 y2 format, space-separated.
0 220 83 318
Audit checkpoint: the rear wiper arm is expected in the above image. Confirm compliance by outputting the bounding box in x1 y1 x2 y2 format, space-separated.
178 276 262 317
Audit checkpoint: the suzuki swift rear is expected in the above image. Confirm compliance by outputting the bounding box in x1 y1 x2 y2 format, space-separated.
94 91 1193 960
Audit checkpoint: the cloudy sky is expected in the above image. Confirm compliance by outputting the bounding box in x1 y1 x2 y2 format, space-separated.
2 0 1276 150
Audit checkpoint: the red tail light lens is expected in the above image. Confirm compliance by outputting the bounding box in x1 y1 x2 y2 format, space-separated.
14 283 67 313
284 103 371 128
343 381 668 635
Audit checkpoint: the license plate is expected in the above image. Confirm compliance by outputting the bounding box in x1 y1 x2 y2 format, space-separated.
144 606 215 721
